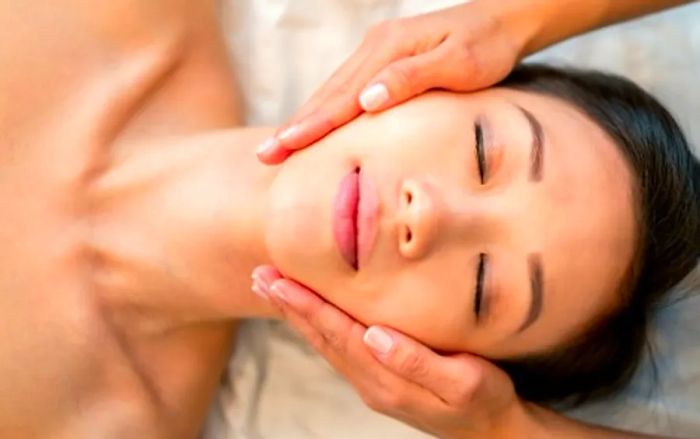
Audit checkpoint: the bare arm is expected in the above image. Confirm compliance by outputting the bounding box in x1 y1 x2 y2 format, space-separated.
515 0 696 54
251 268 682 439
506 403 675 439
259 0 697 162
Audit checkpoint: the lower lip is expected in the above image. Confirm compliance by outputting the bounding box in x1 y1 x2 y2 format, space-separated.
357 172 379 267
333 169 360 269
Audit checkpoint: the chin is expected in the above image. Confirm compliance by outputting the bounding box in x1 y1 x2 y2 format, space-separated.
264 180 340 290
264 140 360 289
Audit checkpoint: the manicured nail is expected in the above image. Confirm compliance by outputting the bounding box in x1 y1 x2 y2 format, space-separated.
251 281 268 300
277 124 299 143
256 137 278 156
363 326 394 354
269 282 288 302
251 273 270 298
359 83 389 111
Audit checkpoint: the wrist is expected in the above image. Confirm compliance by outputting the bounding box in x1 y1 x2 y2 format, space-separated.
474 0 560 60
487 0 609 56
490 400 550 439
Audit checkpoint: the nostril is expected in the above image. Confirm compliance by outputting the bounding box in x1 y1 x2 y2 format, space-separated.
404 226 413 244
402 189 413 205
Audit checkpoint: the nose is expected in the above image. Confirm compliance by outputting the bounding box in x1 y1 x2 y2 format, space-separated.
397 179 440 259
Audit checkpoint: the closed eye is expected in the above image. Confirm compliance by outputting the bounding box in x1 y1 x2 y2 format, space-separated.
475 121 486 183
474 253 487 320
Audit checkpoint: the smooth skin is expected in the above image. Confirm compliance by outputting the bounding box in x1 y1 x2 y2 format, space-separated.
0 0 278 436
257 0 693 163
0 1 641 436
255 0 696 438
263 88 637 357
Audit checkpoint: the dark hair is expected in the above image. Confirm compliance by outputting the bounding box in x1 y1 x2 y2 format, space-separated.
494 64 700 407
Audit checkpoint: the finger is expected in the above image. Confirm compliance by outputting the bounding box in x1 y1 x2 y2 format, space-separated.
286 19 415 124
268 279 360 353
272 284 446 415
265 279 454 419
256 103 363 165
268 280 389 387
255 43 378 164
287 41 377 124
358 43 459 112
255 137 294 165
250 264 287 301
363 326 486 406
259 25 424 161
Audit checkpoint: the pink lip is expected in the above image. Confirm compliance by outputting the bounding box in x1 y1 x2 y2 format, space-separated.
333 168 380 270
333 169 360 269
357 170 379 268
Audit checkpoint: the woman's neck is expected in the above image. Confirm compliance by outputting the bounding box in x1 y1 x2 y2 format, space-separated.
88 127 281 327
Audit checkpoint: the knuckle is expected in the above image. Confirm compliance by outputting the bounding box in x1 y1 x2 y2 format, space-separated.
386 62 417 93
379 389 409 413
451 362 483 406
362 389 406 414
396 351 430 379
331 80 353 96
361 394 384 412
304 331 329 353
456 40 479 70
452 382 477 407
295 306 315 323
367 20 391 38
318 328 344 352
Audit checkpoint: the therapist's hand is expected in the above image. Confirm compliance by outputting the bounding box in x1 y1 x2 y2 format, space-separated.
256 0 692 163
251 265 536 439
256 1 538 164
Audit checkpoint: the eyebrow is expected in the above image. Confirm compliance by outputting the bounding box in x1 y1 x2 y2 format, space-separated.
517 253 544 333
516 105 545 182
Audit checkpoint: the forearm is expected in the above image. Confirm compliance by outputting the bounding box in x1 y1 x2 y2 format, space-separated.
496 403 675 439
487 0 696 56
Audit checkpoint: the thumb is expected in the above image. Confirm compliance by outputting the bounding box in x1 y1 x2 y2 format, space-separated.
363 326 489 405
358 45 454 112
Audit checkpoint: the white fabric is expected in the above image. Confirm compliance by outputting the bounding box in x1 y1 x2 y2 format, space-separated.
204 1 700 437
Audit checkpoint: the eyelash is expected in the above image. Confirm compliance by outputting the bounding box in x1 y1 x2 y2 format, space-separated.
474 121 486 184
474 253 487 319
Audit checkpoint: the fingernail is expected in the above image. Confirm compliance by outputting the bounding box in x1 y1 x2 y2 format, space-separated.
277 124 299 143
251 281 268 300
251 273 270 298
270 282 288 303
359 83 389 111
256 137 278 156
364 326 394 355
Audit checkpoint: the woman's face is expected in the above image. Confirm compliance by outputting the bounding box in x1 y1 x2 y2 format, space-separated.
265 88 637 359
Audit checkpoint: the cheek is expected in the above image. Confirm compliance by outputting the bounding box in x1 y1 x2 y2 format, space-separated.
327 258 472 352
263 139 360 291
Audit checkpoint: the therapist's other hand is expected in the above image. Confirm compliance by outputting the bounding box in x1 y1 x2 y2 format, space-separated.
256 1 538 164
251 265 535 439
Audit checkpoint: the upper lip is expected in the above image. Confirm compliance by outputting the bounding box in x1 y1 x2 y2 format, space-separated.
357 169 379 268
333 167 379 270
333 168 360 270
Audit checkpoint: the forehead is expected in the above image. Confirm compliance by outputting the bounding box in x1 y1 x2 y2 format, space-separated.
410 88 639 352
501 89 639 349
332 88 640 355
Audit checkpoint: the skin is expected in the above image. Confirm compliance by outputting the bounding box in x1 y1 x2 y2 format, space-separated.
0 0 638 436
265 89 638 358
259 0 693 163
0 0 266 436
256 2 693 437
